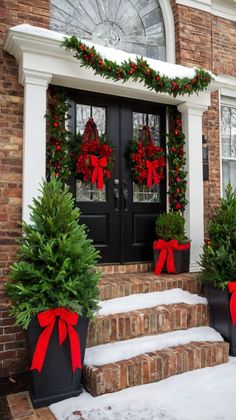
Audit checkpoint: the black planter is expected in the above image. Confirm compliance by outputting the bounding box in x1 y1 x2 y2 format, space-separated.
204 283 236 356
27 315 89 408
154 243 190 274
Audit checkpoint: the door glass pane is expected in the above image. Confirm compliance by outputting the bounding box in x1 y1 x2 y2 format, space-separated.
76 180 106 202
132 111 161 202
222 160 236 196
133 183 160 203
76 105 106 135
76 104 107 202
133 112 160 144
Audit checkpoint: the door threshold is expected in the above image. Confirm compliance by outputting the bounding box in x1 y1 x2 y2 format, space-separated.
96 262 153 274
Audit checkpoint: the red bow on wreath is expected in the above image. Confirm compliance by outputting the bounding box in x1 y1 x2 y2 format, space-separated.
90 155 107 190
82 117 99 142
146 160 160 188
30 308 81 373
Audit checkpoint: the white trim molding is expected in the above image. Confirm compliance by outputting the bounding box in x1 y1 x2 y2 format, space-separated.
159 0 176 63
178 96 211 272
176 0 236 21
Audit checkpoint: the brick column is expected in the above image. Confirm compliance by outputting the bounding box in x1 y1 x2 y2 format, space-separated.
178 100 209 272
23 74 51 223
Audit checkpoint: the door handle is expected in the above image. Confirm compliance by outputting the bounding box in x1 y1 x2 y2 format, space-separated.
123 188 128 212
114 188 119 211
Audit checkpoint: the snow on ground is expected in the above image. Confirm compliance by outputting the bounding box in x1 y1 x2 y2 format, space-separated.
97 289 207 316
50 357 236 420
85 326 223 366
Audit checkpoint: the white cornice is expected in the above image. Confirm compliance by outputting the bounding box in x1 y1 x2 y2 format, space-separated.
3 24 209 107
176 0 236 21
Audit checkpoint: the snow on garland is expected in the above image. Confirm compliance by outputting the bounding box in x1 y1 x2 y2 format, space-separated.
62 36 213 97
129 125 165 188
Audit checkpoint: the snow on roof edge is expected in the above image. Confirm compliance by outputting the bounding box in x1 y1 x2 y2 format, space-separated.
9 24 208 80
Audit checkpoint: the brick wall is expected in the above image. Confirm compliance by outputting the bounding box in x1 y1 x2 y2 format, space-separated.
171 1 236 230
0 0 50 377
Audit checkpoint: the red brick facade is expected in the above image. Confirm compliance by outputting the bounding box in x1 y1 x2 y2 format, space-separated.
0 0 236 376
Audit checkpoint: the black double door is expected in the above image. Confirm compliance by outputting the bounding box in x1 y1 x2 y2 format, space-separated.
69 91 166 263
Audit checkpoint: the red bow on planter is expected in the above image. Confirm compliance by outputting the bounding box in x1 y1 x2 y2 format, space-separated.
90 155 107 190
227 282 236 325
30 308 81 373
153 239 190 275
146 160 160 188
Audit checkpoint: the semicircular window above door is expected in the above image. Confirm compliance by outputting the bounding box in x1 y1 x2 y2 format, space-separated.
50 0 166 61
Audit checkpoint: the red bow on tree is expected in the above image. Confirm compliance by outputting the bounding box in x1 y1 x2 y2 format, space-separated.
30 308 81 373
146 160 160 188
227 282 236 325
90 155 107 190
153 239 190 274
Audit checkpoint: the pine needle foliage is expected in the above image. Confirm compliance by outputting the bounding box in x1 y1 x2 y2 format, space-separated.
199 184 236 288
155 211 187 242
5 177 101 329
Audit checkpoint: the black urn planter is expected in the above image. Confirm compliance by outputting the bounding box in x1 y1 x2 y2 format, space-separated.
204 283 236 356
153 242 190 274
27 315 89 408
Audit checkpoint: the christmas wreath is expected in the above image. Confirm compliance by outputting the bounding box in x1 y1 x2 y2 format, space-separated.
76 117 113 190
129 125 165 188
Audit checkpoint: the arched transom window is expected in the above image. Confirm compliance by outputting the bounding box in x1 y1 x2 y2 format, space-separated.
50 0 166 61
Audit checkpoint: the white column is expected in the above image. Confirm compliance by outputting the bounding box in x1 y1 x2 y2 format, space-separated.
23 74 52 223
178 101 209 272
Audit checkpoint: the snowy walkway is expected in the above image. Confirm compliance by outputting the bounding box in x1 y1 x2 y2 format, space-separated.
50 357 236 420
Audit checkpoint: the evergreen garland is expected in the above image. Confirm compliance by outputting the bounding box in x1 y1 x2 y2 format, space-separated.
167 111 188 211
46 91 72 181
62 36 213 97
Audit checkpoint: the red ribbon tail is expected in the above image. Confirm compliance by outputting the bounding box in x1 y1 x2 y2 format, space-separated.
166 248 176 274
91 166 98 185
68 325 82 371
154 249 167 275
97 167 104 190
147 168 152 188
228 283 236 325
30 321 55 372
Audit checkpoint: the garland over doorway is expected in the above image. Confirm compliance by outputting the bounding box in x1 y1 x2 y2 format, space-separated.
62 36 213 97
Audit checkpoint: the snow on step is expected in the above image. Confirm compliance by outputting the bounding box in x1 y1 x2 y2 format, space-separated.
85 326 223 366
97 288 207 316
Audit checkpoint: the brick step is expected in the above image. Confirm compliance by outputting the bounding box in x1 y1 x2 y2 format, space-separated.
83 328 229 396
96 263 153 274
87 301 208 347
98 272 200 301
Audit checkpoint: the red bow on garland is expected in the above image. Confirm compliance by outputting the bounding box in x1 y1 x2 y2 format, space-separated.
90 155 107 190
227 282 236 325
153 239 190 275
30 308 81 373
146 160 160 188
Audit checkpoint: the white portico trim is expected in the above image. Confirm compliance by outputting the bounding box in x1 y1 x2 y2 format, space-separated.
4 24 213 272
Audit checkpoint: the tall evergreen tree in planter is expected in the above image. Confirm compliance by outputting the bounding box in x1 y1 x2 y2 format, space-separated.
5 177 100 407
199 184 236 355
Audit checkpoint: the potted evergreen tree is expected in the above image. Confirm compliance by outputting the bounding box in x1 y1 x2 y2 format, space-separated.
199 184 236 356
5 177 100 407
153 211 190 274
